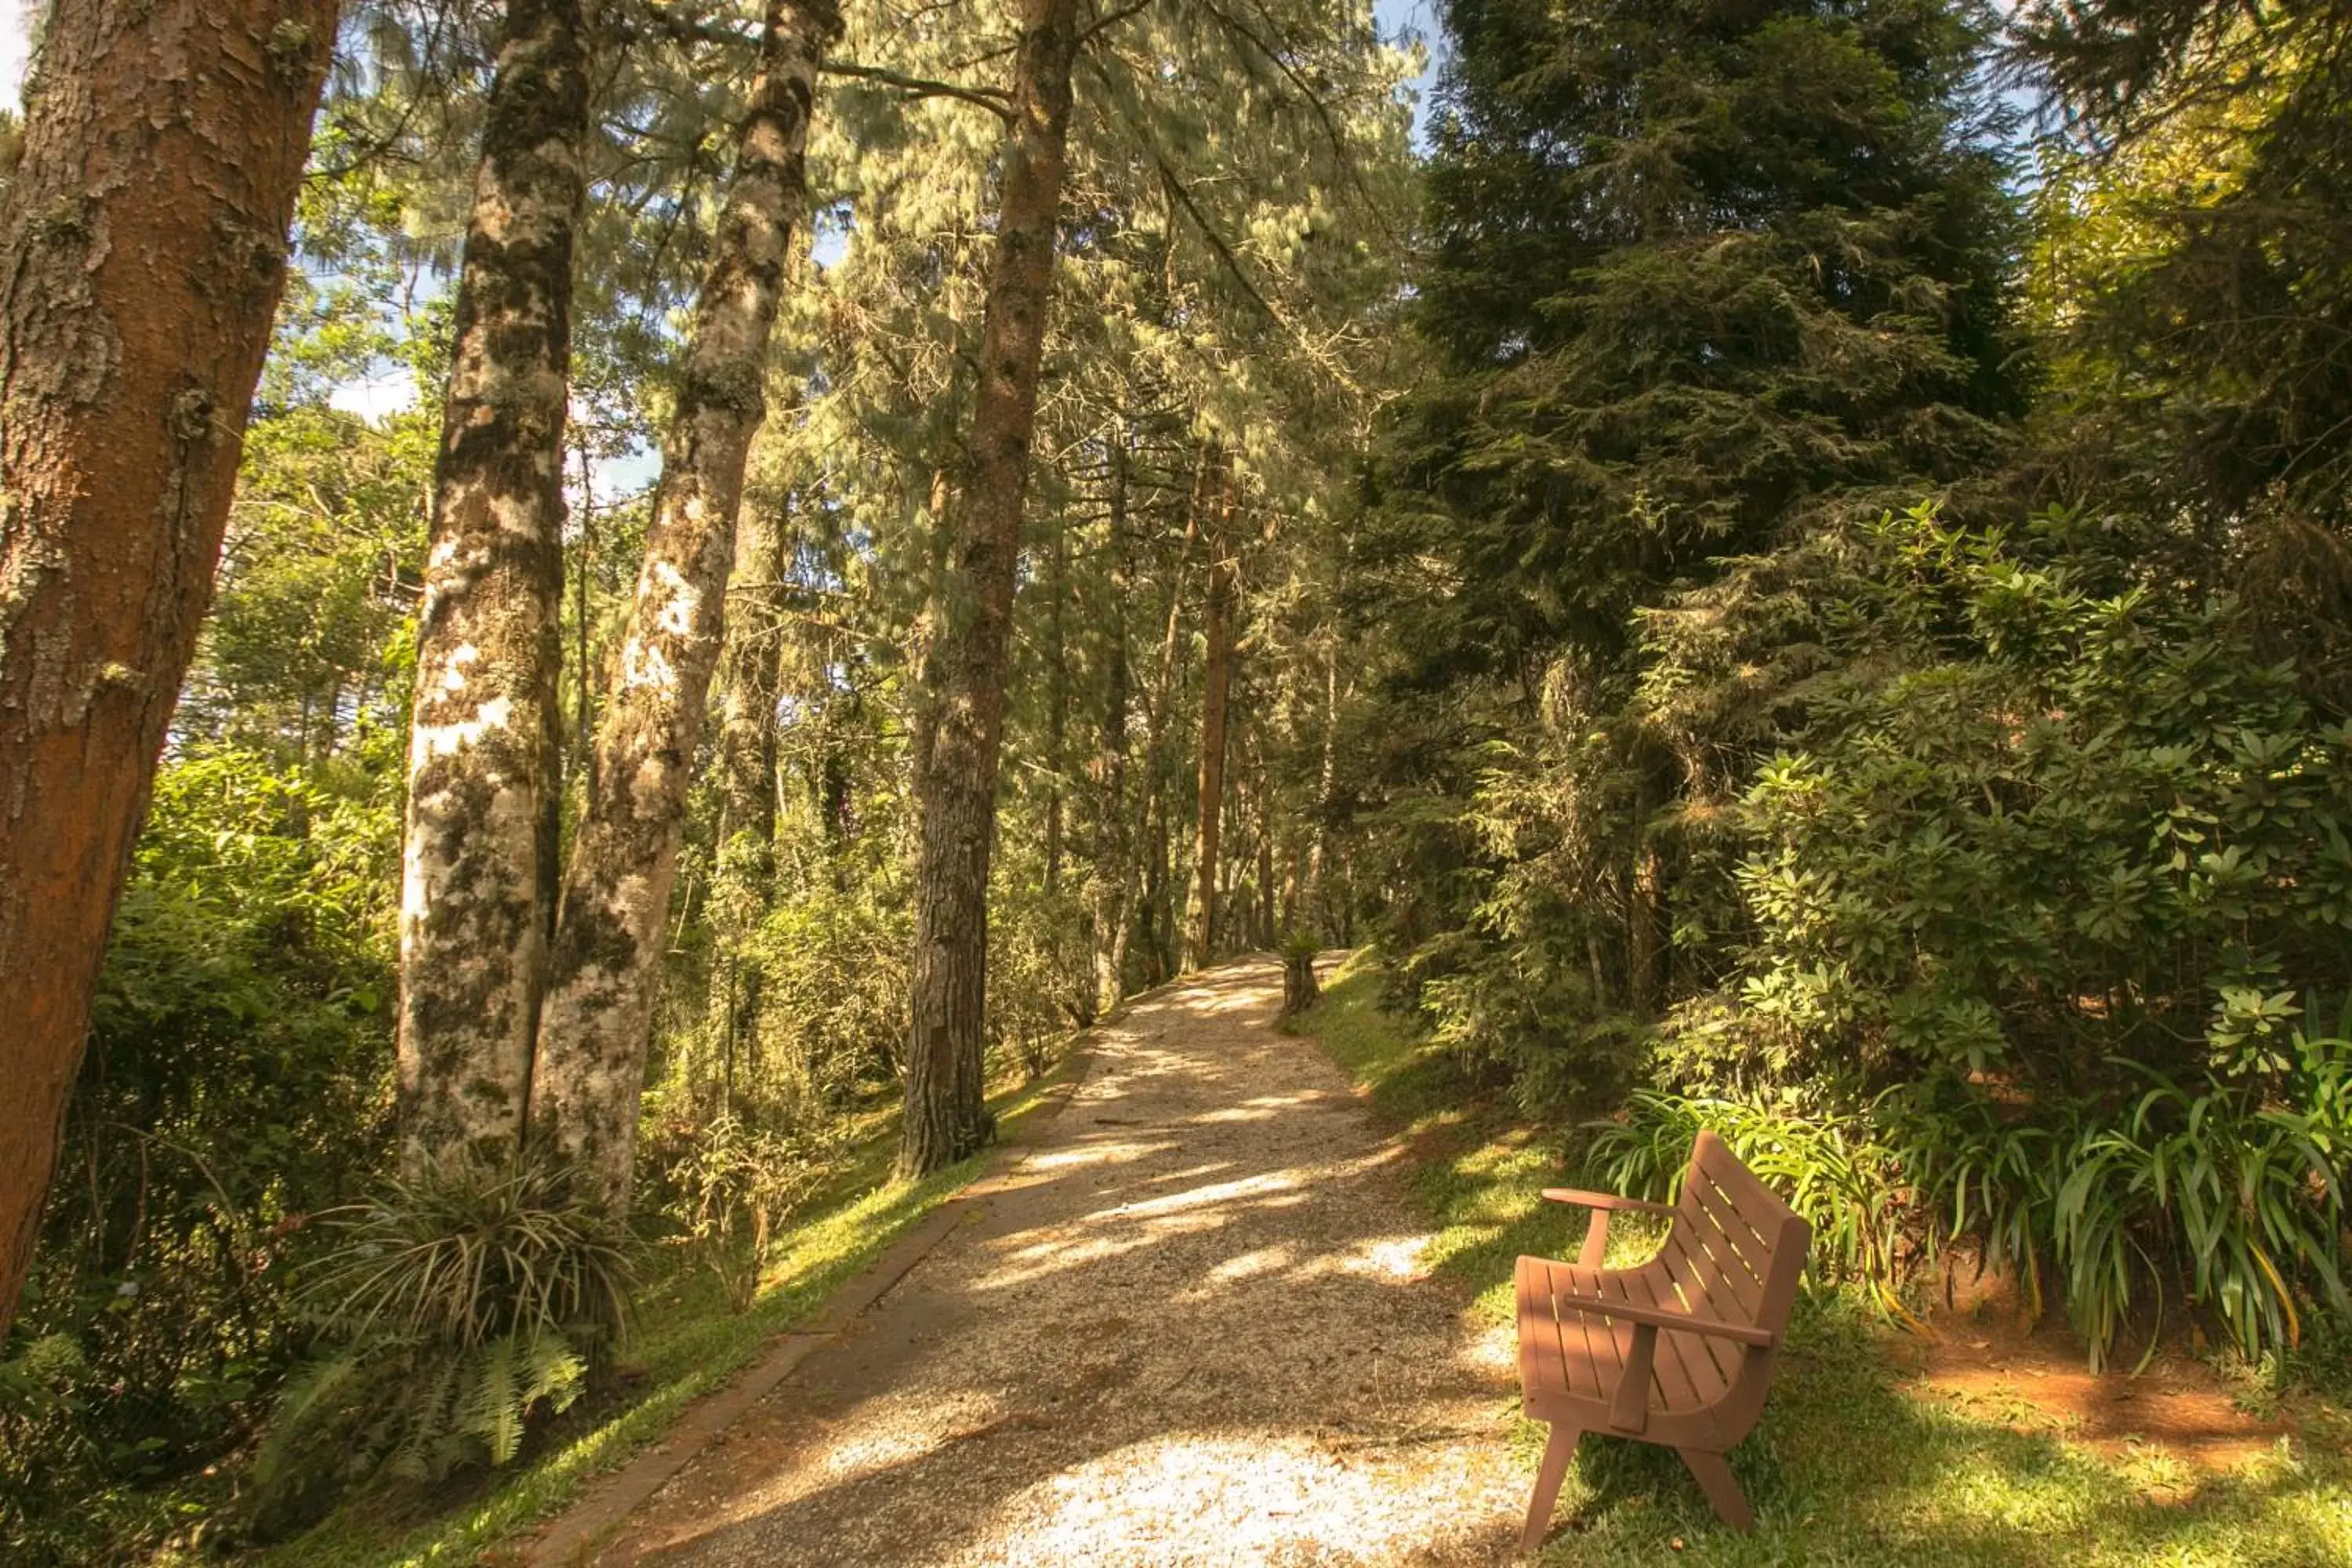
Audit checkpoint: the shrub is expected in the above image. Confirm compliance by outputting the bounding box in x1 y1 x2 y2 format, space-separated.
250 1155 637 1529
1592 1027 2352 1370
656 1112 841 1312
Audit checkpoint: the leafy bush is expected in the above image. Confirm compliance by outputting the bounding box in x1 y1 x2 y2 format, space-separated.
655 1113 841 1311
1671 506 2352 1094
250 1155 637 1529
1592 1025 2351 1369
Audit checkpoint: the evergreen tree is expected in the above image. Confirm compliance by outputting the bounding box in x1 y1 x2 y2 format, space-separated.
1362 0 2024 1069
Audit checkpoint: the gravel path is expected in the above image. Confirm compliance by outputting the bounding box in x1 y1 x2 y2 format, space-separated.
598 958 1530 1566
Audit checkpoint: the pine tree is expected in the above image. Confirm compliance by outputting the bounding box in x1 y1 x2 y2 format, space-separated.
0 0 337 1334
1366 0 2023 1037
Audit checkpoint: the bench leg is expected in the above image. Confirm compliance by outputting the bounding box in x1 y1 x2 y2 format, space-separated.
1677 1447 1753 1530
1520 1422 1581 1555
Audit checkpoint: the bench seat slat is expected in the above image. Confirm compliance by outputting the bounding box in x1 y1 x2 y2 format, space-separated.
1660 1240 1741 1388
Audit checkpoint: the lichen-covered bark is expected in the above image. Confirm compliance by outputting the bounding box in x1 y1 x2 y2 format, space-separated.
0 0 336 1335
532 0 840 1210
900 0 1081 1178
1184 468 1239 970
397 0 590 1175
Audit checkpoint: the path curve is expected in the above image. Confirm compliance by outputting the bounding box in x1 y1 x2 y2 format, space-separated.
599 959 1527 1566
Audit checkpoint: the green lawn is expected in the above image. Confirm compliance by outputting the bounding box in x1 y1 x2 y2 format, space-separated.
254 1054 1083 1568
1296 956 2352 1568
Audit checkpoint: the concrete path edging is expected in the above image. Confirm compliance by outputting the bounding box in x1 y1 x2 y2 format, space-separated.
524 1048 1098 1567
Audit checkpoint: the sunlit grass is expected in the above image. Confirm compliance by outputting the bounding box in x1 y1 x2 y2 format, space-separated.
1294 959 2352 1568
260 1054 1083 1568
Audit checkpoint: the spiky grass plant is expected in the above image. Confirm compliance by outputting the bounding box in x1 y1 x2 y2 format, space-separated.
250 1153 637 1529
1589 1042 2351 1371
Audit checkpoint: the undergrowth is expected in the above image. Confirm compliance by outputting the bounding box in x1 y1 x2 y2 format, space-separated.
247 1051 1083 1568
1294 953 2352 1566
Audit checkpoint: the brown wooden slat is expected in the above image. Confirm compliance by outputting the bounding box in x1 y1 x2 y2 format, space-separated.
1657 1237 1740 1387
1516 1257 1558 1399
1699 1136 1798 1230
1626 1266 1722 1412
1553 1258 1617 1399
1690 1166 1772 1265
1682 1181 1766 1319
1675 1213 1769 1326
1595 1267 1677 1414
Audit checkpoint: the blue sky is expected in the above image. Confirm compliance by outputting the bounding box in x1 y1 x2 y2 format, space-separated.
1375 0 1446 144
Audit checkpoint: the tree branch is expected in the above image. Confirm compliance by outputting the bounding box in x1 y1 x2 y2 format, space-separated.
821 60 1012 122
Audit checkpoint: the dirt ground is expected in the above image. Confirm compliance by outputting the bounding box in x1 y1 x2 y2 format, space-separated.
593 960 1532 1566
1895 1310 2292 1475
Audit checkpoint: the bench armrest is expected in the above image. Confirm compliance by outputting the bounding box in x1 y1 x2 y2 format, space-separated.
1541 1187 1676 1216
1550 1291 1777 1348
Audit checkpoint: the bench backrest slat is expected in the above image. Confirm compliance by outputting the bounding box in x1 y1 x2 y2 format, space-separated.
1656 1131 1812 1432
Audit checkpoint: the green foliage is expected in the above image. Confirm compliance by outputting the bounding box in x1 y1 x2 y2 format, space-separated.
742 881 914 1111
987 880 1091 1078
1592 1026 2352 1370
1 744 397 1563
250 1156 637 1527
654 1113 841 1312
1674 506 2352 1090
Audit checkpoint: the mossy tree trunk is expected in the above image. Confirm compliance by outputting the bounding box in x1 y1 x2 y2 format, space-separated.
0 0 336 1334
397 0 592 1177
533 0 841 1212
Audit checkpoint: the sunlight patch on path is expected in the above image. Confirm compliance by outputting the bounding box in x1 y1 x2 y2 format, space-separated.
603 962 1528 1566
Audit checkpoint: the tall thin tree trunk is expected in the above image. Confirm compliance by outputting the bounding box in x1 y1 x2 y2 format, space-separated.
1089 435 1133 1014
898 0 1081 1178
1184 467 1238 970
1043 508 1069 895
1628 766 1667 1019
716 492 789 857
1308 635 1339 935
533 0 840 1210
0 0 336 1334
1255 757 1277 949
397 0 591 1177
1138 535 1189 987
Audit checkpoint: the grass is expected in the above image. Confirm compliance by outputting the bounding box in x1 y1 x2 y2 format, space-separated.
1294 954 2352 1568
254 1052 1084 1568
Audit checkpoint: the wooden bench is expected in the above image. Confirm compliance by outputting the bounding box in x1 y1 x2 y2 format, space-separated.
1515 1129 1810 1548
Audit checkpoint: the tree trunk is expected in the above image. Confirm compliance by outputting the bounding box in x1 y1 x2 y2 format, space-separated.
1184 466 1238 970
1043 506 1069 895
715 492 789 858
1138 539 1189 986
0 0 336 1335
1628 768 1667 1019
533 0 839 1210
899 0 1080 1178
397 0 591 1178
1283 950 1320 1015
1255 763 1277 949
1088 434 1133 1015
1308 636 1340 937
